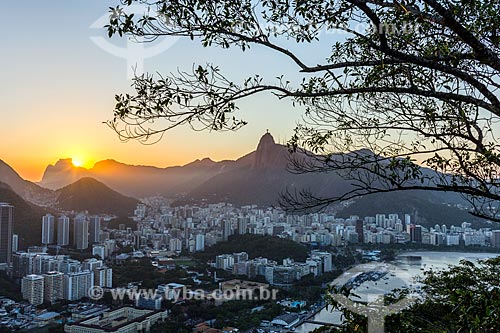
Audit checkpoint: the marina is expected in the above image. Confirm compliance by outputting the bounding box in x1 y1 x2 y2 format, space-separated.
294 251 500 333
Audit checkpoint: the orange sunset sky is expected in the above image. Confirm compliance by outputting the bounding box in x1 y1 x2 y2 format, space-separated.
1 2 330 181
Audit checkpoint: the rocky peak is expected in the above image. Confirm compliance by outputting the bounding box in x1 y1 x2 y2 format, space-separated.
253 132 285 169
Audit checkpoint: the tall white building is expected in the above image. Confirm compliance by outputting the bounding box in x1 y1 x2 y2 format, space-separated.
55 259 81 274
12 234 18 253
0 203 13 265
169 238 182 252
318 251 333 272
22 274 44 306
375 214 385 227
43 271 64 304
94 267 113 288
74 215 89 250
104 239 116 258
92 245 106 259
195 234 205 252
222 220 232 241
215 254 234 270
237 217 248 235
42 214 55 245
89 216 101 244
446 234 460 246
57 216 70 246
134 204 147 219
463 232 486 246
83 258 103 271
64 271 94 301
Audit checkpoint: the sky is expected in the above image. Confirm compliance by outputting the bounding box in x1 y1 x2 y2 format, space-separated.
0 1 338 181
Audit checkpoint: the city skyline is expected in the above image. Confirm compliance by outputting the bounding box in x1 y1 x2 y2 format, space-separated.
0 1 499 332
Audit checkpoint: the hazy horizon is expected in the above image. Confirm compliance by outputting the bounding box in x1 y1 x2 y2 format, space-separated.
1 1 337 181
4 131 281 182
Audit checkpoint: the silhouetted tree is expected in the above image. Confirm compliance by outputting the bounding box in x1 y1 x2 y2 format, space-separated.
107 0 500 220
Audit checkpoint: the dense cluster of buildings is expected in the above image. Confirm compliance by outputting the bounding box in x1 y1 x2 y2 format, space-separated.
215 251 333 287
1 196 500 332
0 205 119 306
11 212 115 306
346 214 500 247
122 201 500 253
41 213 105 250
0 297 61 331
64 306 169 333
16 254 112 305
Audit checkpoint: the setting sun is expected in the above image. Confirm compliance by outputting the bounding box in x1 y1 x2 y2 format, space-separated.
72 158 83 168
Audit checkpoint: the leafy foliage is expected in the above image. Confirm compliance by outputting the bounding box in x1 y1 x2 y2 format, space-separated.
112 258 190 288
194 234 309 262
0 272 22 301
106 216 136 230
106 0 500 220
181 300 282 330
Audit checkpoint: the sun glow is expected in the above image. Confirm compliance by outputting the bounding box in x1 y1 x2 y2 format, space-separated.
72 158 83 168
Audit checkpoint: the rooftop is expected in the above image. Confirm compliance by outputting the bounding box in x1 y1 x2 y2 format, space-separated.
273 313 300 325
35 312 60 321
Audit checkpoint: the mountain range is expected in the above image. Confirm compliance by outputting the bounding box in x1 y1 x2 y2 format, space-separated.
0 159 138 217
0 160 55 206
0 132 488 249
37 133 352 205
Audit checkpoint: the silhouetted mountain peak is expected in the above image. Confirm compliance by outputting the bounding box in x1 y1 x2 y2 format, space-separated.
56 177 138 216
94 159 119 166
92 159 125 170
64 177 102 188
253 132 286 169
0 160 54 206
40 158 90 189
53 158 73 167
46 158 91 172
184 157 216 168
350 148 376 157
256 132 276 151
0 159 22 183
200 157 214 163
